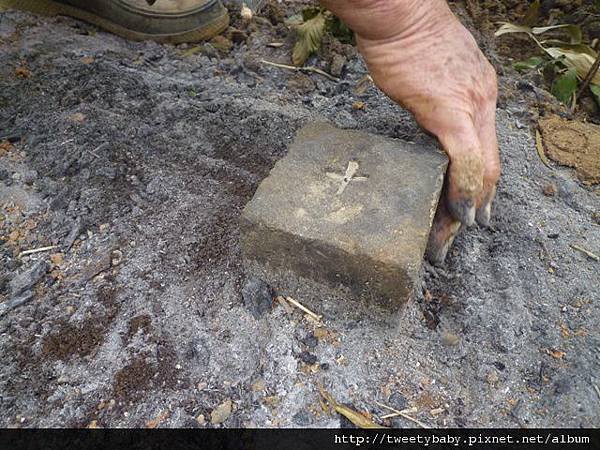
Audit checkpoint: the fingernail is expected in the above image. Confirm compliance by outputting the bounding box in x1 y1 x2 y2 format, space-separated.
426 222 461 265
448 199 476 227
476 186 496 227
476 201 491 227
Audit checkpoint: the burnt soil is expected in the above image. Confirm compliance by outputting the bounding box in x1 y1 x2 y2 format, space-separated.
0 2 599 428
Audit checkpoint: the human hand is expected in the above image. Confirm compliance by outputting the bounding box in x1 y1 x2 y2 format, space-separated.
322 0 501 264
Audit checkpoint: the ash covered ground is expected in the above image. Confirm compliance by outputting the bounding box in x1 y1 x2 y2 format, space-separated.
0 3 598 428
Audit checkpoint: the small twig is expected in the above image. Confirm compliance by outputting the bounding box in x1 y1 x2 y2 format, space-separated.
18 245 57 258
593 384 600 401
380 406 418 419
86 142 108 159
575 53 600 104
285 296 322 321
276 296 294 314
570 244 600 262
376 402 430 429
535 129 552 168
260 59 340 82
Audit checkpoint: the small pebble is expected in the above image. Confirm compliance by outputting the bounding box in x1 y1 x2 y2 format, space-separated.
486 371 499 385
302 332 318 349
543 183 557 197
441 333 460 347
299 351 317 365
210 399 232 425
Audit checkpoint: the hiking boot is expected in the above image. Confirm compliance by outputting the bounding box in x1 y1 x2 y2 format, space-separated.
0 0 229 43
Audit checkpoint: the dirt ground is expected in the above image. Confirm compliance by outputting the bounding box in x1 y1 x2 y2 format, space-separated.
1 1 599 428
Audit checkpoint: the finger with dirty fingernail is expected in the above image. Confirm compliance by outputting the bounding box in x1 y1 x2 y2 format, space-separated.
426 200 463 265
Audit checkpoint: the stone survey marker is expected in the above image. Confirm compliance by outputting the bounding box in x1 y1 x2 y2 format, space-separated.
241 122 447 306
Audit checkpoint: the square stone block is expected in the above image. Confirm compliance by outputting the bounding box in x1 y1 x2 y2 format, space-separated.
240 122 447 307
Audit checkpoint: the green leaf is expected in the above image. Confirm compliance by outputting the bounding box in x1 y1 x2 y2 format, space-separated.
590 84 600 108
325 15 354 44
551 68 578 104
523 0 540 26
513 56 545 71
292 13 326 66
284 14 303 27
301 7 322 21
545 47 600 85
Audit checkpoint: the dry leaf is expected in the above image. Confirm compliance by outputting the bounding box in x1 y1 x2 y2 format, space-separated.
68 112 86 123
145 410 169 428
240 3 253 21
292 13 326 66
50 253 64 266
495 22 582 45
546 348 566 360
352 101 365 110
494 23 532 37
15 66 31 78
354 74 373 95
0 140 14 156
319 387 386 429
544 47 600 85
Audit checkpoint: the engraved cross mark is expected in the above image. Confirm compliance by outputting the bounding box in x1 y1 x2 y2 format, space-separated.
325 160 368 195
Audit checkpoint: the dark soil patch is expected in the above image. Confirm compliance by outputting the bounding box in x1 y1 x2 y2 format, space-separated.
112 341 179 403
126 314 153 339
41 283 119 360
112 356 156 402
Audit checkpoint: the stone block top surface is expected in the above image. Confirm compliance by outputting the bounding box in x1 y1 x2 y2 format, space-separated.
241 122 447 302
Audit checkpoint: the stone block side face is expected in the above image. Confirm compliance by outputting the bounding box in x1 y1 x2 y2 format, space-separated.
240 122 447 307
239 218 414 306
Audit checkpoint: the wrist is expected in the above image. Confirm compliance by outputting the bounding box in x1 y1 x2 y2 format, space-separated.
321 0 455 41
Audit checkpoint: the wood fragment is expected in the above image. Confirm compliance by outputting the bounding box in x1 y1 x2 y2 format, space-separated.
535 129 552 168
354 74 373 95
260 59 339 82
380 406 417 419
430 407 444 416
285 296 322 321
276 296 294 314
570 244 600 262
319 387 386 429
576 53 600 104
376 401 431 429
18 245 57 258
